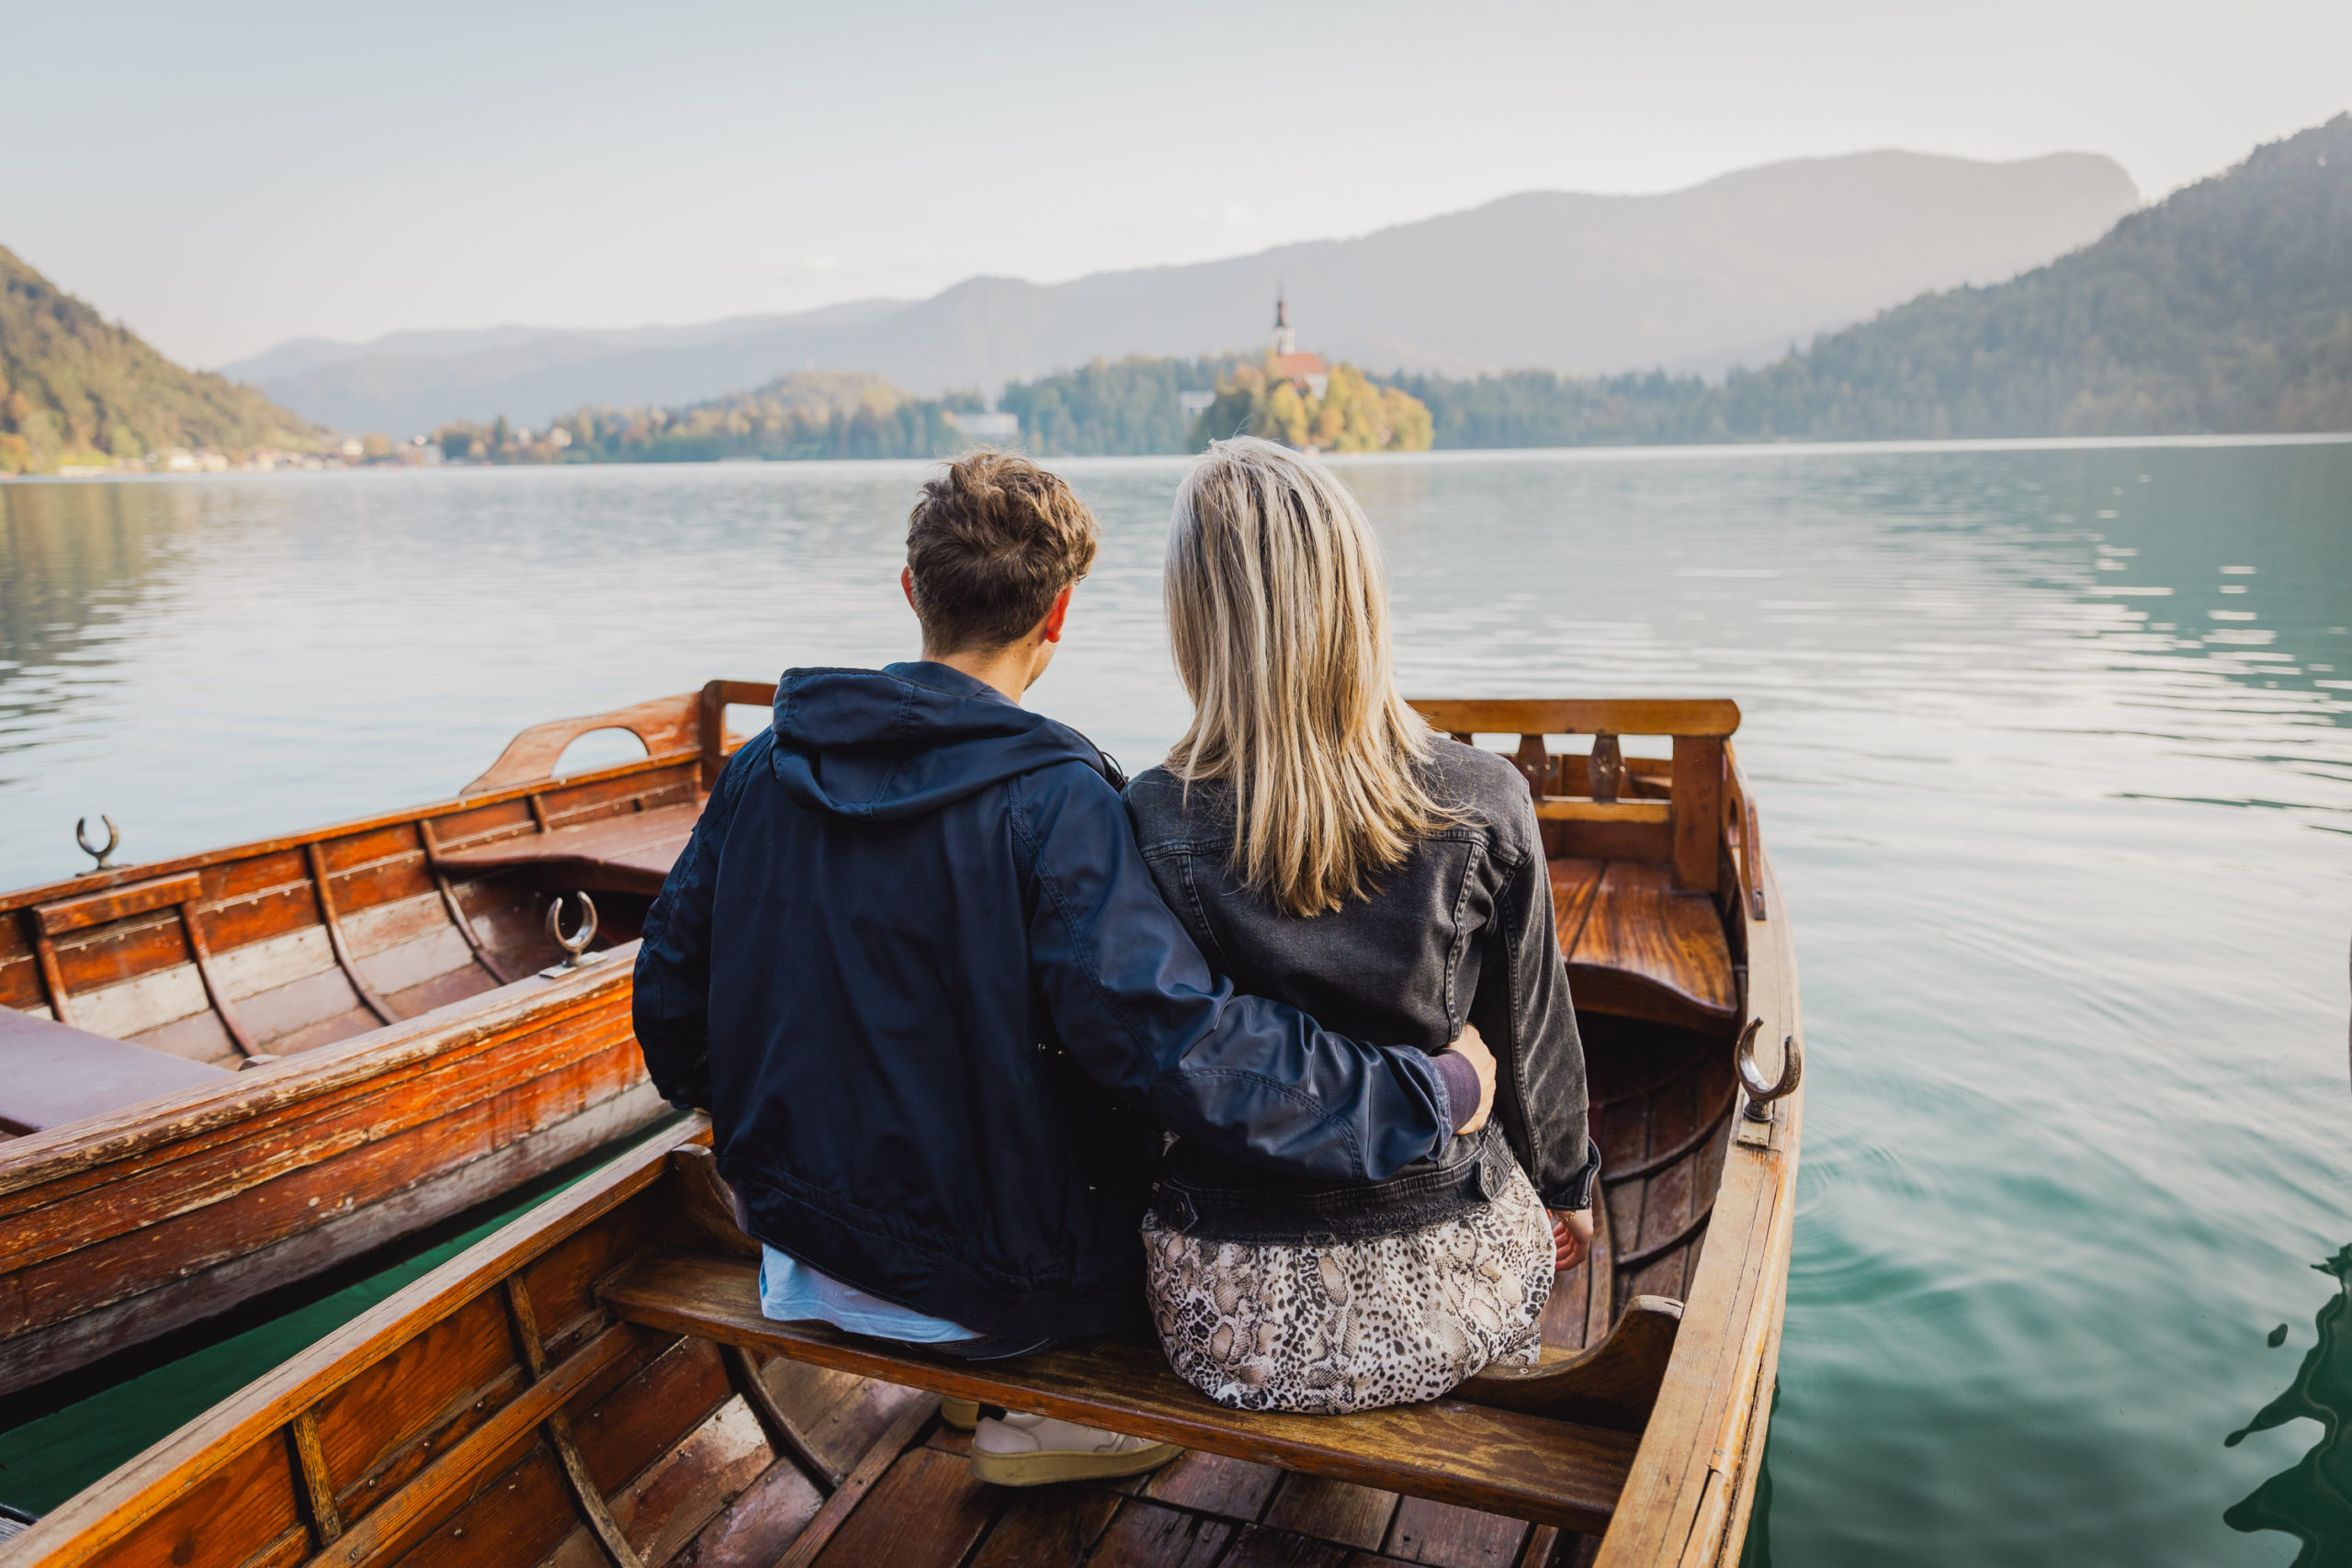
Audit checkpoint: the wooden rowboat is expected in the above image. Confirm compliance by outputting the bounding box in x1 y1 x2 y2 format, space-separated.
0 681 773 1397
3 696 1801 1567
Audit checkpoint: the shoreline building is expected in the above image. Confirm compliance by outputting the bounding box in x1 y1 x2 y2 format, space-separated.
1268 290 1329 400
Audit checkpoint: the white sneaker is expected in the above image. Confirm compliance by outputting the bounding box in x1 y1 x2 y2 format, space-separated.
967 1411 1182 1486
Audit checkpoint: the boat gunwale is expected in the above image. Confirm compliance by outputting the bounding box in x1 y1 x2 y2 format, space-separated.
1591 814 1801 1566
0 744 702 921
2 1117 707 1568
0 942 640 1195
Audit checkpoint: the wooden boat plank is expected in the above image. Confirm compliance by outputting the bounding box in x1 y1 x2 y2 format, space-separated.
1142 1449 1283 1517
1215 1523 1350 1566
0 957 632 1200
0 1005 232 1134
653 1447 824 1568
1560 862 1736 1033
598 1251 1638 1532
396 1438 574 1568
1590 846 1799 1568
0 749 700 920
428 803 701 898
1262 1472 1399 1551
1407 700 1741 740
599 1395 774 1563
1385 1495 1532 1566
82 1421 305 1568
803 1444 993 1568
33 872 204 937
312 1291 520 1507
0 994 639 1282
771 1393 939 1568
1085 1503 1237 1568
458 693 703 798
0 1085 659 1399
129 1001 245 1067
964 1486 1123 1568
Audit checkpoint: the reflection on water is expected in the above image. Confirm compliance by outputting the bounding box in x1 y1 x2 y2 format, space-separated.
1 439 2349 1562
2226 1245 2352 1566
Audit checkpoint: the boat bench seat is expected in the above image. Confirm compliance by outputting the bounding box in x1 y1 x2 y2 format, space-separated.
430 801 701 897
600 1247 1637 1533
1551 858 1736 1034
594 1146 1670 1534
0 1006 232 1135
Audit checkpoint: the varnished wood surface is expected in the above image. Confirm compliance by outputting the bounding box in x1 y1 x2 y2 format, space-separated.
1549 862 1736 1034
0 1116 1619 1568
1590 833 1801 1568
1406 701 1742 741
458 692 705 798
599 1250 1636 1533
0 949 653 1395
0 686 762 1395
0 1005 230 1134
429 803 701 897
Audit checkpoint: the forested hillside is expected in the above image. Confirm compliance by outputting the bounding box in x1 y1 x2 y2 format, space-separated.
442 371 968 462
0 247 320 473
999 356 1239 456
1706 112 2352 438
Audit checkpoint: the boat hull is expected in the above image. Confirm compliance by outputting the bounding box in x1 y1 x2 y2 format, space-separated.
0 956 656 1398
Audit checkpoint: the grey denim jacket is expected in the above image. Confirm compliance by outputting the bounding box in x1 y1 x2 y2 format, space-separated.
1123 739 1600 1239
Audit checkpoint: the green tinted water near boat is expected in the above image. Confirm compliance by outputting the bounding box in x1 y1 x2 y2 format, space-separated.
1 441 2347 1562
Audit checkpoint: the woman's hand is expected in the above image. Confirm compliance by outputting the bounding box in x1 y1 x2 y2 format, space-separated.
1449 1022 1498 1133
1549 1207 1594 1271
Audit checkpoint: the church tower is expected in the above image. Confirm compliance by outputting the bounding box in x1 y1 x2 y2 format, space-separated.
1272 288 1297 356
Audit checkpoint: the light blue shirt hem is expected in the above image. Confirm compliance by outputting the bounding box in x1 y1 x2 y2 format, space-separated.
758 1245 979 1343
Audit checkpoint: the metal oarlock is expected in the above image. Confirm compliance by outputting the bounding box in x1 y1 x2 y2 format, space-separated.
1734 1016 1802 1122
75 816 120 871
540 891 603 976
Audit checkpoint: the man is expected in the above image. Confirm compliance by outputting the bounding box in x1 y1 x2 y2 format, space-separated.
635 450 1494 1487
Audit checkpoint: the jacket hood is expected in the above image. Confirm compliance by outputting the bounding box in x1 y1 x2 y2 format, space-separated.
769 662 1112 820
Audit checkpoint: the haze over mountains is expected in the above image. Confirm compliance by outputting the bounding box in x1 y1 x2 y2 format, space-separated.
230 149 2139 437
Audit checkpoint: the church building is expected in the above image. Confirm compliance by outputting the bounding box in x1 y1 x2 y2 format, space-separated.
1268 290 1329 400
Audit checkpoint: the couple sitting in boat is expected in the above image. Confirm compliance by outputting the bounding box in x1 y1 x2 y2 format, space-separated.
634 439 1598 1488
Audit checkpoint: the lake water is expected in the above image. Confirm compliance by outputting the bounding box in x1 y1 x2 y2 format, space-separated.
2 442 2348 1564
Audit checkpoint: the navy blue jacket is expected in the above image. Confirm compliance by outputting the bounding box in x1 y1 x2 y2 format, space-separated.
634 662 1454 1342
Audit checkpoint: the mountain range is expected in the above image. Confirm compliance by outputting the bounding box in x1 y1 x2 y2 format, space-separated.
226 149 2139 437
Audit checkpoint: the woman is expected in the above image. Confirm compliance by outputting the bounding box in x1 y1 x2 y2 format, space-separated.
1125 437 1599 1416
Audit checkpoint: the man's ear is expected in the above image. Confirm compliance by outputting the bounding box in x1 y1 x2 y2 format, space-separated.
1039 583 1075 644
900 566 918 611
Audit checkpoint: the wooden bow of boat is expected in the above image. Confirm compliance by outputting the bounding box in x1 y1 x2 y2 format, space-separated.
0 682 768 1396
2 695 1799 1568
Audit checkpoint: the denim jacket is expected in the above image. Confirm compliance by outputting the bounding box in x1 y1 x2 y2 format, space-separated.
1124 739 1600 1239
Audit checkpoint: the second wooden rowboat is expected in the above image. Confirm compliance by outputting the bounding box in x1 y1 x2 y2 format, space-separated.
0 681 773 1396
3 695 1801 1567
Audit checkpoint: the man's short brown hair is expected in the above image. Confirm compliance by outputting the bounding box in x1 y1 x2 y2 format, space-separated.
906 450 1099 653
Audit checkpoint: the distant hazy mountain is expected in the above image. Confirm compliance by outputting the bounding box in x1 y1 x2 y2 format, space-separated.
1386 113 2352 446
231 149 2139 435
0 245 319 472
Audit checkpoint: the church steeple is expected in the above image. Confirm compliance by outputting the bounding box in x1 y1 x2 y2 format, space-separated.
1272 287 1296 355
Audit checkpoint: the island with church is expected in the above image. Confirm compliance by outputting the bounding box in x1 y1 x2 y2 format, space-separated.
1183 293 1434 453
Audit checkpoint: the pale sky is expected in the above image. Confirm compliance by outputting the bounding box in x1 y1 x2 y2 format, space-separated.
9 0 2349 368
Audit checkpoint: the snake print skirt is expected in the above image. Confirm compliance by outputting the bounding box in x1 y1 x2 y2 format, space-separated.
1140 1159 1554 1415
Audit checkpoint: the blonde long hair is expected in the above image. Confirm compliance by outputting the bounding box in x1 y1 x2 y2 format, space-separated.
1163 437 1452 918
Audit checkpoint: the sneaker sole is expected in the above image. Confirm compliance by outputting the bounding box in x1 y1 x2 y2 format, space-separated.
940 1398 980 1431
968 1440 1182 1487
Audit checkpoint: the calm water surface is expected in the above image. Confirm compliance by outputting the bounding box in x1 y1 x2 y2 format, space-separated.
2 442 2348 1563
